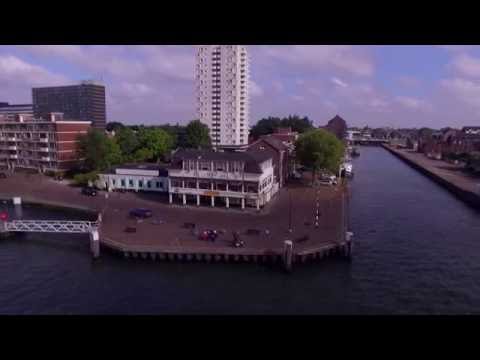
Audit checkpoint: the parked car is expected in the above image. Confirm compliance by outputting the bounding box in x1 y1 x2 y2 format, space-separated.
129 208 153 219
81 187 97 196
0 173 7 179
318 173 337 186
292 171 302 179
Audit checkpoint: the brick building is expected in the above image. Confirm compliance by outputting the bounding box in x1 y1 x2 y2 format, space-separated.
0 113 91 173
247 135 289 188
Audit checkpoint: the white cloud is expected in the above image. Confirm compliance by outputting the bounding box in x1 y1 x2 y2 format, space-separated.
0 55 68 86
394 96 431 111
438 45 476 53
440 77 480 109
331 77 348 88
291 95 304 102
257 45 374 76
272 80 284 92
451 54 480 78
250 80 264 97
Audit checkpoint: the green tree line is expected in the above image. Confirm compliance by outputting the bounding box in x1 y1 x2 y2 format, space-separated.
74 120 211 185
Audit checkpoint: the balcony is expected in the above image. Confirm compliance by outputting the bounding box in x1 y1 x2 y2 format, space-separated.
7 146 17 150
7 137 16 142
41 156 51 161
39 147 49 152
9 154 18 159
39 138 49 143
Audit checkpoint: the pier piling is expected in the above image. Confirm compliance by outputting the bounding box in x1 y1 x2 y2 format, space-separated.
89 229 100 259
283 240 293 272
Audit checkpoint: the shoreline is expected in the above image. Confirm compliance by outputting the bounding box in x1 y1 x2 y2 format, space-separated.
0 174 352 267
383 144 480 210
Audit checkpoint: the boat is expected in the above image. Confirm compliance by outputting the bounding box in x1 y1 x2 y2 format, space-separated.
342 162 353 177
351 147 360 157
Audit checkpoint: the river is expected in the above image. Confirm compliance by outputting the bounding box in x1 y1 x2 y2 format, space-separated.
1 146 479 314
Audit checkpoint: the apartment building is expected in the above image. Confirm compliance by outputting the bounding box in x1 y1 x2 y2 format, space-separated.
0 102 33 119
0 113 91 173
168 149 276 210
196 45 249 148
32 81 106 130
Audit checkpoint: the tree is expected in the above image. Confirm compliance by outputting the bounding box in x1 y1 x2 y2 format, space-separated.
295 129 345 181
281 115 314 133
185 120 211 149
106 122 125 132
250 117 282 139
250 115 314 140
77 129 123 172
115 127 140 161
137 127 173 162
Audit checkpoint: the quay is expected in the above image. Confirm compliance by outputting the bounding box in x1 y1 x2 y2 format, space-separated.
0 173 353 271
383 144 480 210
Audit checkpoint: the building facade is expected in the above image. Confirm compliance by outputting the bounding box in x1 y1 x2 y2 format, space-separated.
247 135 289 188
97 164 169 192
0 113 90 173
196 45 249 147
0 103 33 119
32 81 106 130
168 149 276 210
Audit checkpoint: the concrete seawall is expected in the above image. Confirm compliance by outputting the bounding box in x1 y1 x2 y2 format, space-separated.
383 145 480 210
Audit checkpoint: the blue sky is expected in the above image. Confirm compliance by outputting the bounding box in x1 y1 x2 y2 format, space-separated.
1 45 480 128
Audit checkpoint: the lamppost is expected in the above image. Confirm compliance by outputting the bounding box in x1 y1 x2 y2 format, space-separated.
288 187 293 233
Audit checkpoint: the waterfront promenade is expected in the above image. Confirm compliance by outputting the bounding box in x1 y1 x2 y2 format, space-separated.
384 145 480 209
0 173 350 265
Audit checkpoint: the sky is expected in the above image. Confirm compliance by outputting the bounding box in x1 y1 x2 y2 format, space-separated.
1 45 480 129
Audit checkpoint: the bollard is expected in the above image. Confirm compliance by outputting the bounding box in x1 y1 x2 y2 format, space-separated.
346 231 354 259
283 240 293 273
13 197 21 206
89 229 100 259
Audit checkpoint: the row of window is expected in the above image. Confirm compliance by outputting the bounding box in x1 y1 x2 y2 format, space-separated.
111 178 164 189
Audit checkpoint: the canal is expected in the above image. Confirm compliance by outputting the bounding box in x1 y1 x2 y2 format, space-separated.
1 146 480 314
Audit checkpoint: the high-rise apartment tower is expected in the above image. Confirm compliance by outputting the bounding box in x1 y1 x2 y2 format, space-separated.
196 45 249 147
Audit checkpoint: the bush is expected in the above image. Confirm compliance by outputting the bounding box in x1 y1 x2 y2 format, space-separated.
73 172 99 187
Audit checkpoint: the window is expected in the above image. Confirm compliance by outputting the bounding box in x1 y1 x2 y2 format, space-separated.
147 181 151 188
129 180 134 187
112 179 116 186
200 161 210 171
139 180 143 188
157 181 163 189
121 179 125 187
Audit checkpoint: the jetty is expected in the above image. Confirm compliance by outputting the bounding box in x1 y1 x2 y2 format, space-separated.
0 173 353 271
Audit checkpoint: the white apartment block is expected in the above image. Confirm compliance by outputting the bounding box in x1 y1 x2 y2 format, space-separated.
196 45 249 147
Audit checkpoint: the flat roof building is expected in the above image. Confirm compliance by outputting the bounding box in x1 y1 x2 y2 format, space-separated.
32 81 106 131
97 164 169 193
196 45 250 148
0 113 91 173
0 102 33 119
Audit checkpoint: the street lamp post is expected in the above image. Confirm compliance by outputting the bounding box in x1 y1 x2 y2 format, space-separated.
288 187 293 233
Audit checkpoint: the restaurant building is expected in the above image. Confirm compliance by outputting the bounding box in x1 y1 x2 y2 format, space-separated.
168 149 276 210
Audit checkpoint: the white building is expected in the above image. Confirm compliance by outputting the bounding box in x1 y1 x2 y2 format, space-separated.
97 164 169 193
196 45 249 148
168 149 276 210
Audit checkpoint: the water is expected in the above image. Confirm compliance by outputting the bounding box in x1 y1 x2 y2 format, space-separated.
1 147 480 314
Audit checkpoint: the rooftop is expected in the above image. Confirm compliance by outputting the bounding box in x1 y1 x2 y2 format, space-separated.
171 149 272 174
